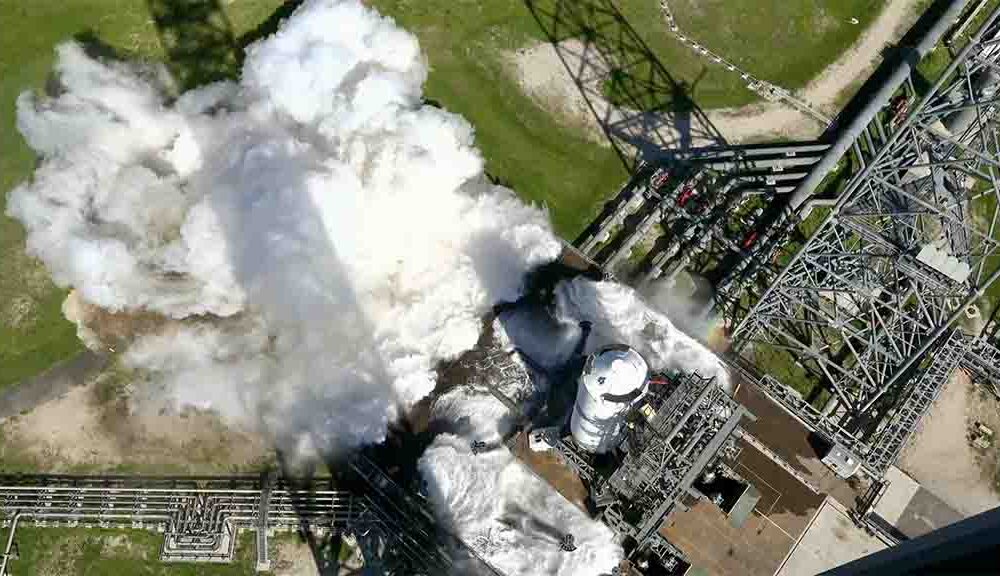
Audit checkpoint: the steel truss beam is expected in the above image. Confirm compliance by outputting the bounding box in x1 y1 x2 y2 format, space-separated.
723 6 1000 476
597 373 749 560
573 142 831 284
959 335 1000 397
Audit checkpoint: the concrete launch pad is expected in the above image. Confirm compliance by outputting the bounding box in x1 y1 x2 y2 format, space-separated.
661 438 826 576
734 381 868 508
777 498 887 576
662 498 793 576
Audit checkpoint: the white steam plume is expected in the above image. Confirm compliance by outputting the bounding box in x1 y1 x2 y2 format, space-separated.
640 274 722 344
419 389 623 575
555 278 731 391
6 0 561 451
7 1 727 571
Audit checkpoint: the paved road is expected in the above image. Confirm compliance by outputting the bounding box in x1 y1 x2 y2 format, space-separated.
0 351 107 422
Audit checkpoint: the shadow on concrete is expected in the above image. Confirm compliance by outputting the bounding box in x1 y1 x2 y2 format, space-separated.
0 351 108 426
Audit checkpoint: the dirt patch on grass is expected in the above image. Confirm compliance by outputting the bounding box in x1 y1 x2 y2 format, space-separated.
101 533 146 557
509 40 819 144
35 533 86 576
3 384 120 467
0 236 57 333
270 532 364 575
801 0 925 114
1 290 272 473
272 535 321 576
0 243 52 296
27 531 140 576
509 0 926 144
62 290 172 352
899 370 1000 517
3 294 36 329
507 41 609 145
0 367 272 473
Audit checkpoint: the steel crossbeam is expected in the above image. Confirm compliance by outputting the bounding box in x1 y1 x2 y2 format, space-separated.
721 4 1000 476
861 330 973 474
960 334 1000 397
600 373 747 543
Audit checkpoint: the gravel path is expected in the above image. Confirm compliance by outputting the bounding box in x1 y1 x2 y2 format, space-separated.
802 0 927 113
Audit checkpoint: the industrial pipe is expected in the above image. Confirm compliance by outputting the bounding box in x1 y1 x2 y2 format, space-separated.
733 3 1000 338
787 0 970 210
0 512 22 576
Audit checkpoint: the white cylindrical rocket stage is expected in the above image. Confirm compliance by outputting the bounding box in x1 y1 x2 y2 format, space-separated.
570 345 649 453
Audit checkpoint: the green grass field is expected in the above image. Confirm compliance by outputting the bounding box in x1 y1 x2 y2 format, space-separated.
595 0 889 109
0 527 252 575
0 526 326 575
668 0 886 94
0 0 289 390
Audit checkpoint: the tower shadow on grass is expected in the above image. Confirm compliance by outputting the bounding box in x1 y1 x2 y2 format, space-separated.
238 0 306 51
74 30 138 63
523 0 727 168
146 0 311 93
146 0 240 91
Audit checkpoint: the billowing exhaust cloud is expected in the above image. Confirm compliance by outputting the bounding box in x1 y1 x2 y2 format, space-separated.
7 0 560 451
7 1 727 572
555 278 730 391
419 389 623 575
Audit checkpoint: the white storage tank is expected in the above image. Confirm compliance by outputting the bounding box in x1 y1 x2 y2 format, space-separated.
570 345 649 453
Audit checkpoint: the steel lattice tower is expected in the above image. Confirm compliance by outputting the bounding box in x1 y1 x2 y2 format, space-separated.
723 4 1000 476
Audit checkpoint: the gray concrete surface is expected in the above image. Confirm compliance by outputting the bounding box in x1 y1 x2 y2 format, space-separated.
895 487 964 538
0 351 107 422
777 498 886 576
874 466 921 525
